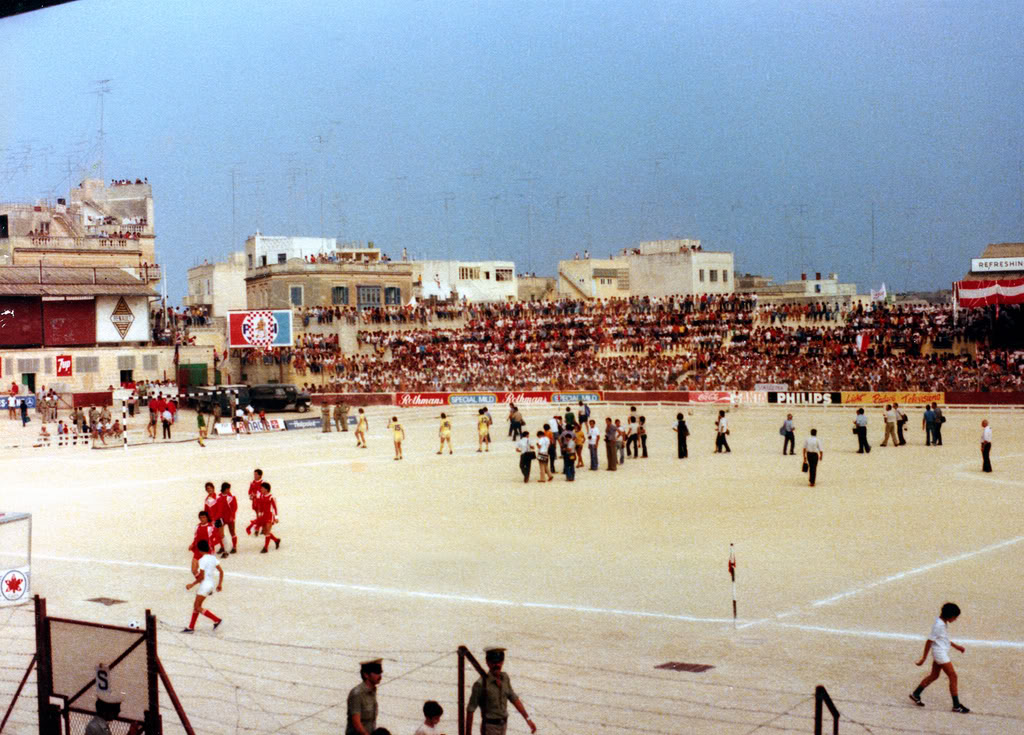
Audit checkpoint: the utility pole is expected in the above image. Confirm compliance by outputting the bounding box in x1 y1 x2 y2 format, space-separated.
443 192 455 293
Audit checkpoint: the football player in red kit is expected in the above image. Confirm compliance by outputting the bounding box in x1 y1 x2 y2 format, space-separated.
218 482 238 555
246 469 264 535
188 510 217 576
202 483 227 557
257 482 280 553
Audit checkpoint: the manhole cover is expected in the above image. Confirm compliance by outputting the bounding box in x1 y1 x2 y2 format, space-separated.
655 662 715 673
87 597 126 606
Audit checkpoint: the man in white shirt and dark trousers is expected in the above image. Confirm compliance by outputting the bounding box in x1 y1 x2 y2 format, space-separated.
909 602 969 713
802 429 823 487
714 410 731 453
980 419 993 472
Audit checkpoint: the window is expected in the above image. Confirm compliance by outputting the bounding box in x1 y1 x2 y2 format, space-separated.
331 286 349 305
357 285 382 309
384 287 402 305
459 266 481 280
277 253 287 264
143 354 158 371
17 359 40 373
206 279 212 295
495 268 513 282
248 254 253 268
722 270 729 283
289 286 304 307
259 255 267 267
699 269 705 282
117 355 136 370
710 270 718 282
75 356 99 373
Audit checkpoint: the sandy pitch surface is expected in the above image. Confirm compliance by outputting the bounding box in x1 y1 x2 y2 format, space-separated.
2 403 1023 734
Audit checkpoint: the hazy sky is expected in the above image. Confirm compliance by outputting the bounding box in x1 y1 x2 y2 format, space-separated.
2 0 1022 299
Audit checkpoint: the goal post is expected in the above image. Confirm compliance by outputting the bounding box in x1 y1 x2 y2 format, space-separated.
0 512 31 607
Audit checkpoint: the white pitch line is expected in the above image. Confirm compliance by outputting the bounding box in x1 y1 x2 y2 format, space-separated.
811 534 1024 607
31 552 1024 649
736 532 1024 630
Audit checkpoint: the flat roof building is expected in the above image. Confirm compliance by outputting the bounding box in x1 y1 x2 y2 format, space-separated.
558 239 734 299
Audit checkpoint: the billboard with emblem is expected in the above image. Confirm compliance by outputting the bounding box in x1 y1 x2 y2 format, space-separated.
95 295 151 342
227 310 294 349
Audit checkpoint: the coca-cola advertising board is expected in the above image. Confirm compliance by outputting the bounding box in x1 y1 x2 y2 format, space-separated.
687 391 733 404
395 391 602 408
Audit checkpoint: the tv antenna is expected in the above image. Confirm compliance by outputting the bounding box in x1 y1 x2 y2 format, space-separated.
91 79 112 182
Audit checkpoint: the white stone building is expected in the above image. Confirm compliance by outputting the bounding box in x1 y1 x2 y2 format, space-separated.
185 251 248 317
414 260 517 302
558 239 734 299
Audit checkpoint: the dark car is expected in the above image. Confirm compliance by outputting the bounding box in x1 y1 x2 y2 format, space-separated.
192 384 310 414
247 384 311 413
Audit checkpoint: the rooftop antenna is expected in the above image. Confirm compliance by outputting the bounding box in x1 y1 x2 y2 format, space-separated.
91 79 112 182
442 192 455 286
870 201 876 288
312 132 330 238
517 173 537 274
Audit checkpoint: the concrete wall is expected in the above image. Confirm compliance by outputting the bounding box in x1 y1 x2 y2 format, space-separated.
557 259 629 299
1 344 216 393
186 252 248 317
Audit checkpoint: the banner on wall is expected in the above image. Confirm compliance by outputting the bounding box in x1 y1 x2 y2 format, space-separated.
228 310 294 349
731 391 769 404
768 391 842 405
56 355 72 377
395 391 603 407
0 396 36 410
95 296 151 342
686 391 733 404
841 391 942 405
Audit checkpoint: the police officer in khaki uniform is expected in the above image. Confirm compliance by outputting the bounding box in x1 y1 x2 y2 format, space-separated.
346 658 381 735
321 402 332 432
466 647 536 735
339 401 351 431
333 401 345 432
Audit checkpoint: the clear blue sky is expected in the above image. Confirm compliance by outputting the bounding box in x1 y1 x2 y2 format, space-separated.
2 0 1022 299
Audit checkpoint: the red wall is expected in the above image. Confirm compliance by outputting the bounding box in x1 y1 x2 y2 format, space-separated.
0 297 43 346
311 393 394 407
43 299 96 346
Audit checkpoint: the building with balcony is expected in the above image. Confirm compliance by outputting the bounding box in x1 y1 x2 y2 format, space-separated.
0 178 159 286
243 235 413 309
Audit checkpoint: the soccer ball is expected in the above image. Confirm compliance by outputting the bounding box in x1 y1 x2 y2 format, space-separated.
128 620 141 629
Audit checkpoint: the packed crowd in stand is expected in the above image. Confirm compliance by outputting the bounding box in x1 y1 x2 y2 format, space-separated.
223 296 1024 393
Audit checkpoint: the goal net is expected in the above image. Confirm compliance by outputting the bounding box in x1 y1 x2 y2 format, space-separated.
0 512 31 606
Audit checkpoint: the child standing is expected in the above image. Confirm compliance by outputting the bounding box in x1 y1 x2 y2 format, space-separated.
910 602 969 713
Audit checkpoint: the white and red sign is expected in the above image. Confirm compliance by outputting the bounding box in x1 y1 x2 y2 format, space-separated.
954 278 1024 307
395 391 602 407
688 391 732 404
56 355 72 377
227 310 294 349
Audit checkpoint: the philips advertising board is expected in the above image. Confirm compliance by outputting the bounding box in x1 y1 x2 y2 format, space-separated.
768 391 842 405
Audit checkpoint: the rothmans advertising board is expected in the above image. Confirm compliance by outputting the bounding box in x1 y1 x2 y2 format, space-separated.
95 296 151 342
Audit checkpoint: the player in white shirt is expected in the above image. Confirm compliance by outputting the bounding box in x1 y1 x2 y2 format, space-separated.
183 540 223 633
909 602 969 712
515 431 535 483
714 410 731 453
